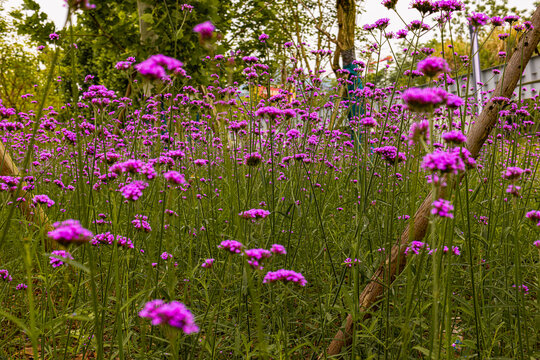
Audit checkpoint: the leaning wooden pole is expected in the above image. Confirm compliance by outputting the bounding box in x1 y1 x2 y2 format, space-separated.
318 6 540 358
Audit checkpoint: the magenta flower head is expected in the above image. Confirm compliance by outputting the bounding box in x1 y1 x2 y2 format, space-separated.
49 33 59 41
218 240 243 254
239 208 271 220
254 106 283 120
431 198 454 218
66 0 96 10
270 244 287 255
50 250 74 268
48 219 93 246
135 54 183 80
417 57 449 77
402 87 448 112
381 0 398 9
193 21 215 40
164 171 187 185
201 258 215 268
502 167 524 181
259 33 269 42
139 300 199 334
263 269 307 286
467 12 490 27
0 269 12 282
442 130 466 145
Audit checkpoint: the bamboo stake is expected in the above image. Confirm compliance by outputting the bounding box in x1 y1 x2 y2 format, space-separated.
318 6 540 358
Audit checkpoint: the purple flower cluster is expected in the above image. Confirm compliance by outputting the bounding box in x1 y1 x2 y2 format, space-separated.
239 208 271 220
422 149 465 174
263 269 307 286
132 215 152 232
431 198 454 218
525 210 540 226
135 54 184 80
218 240 243 254
373 146 407 164
417 57 449 77
201 258 215 268
164 171 187 185
402 87 448 112
344 258 361 267
270 244 287 255
48 220 93 246
442 130 466 145
139 300 199 334
33 194 55 208
50 250 74 268
193 21 215 40
245 248 272 269
120 181 149 201
0 269 12 282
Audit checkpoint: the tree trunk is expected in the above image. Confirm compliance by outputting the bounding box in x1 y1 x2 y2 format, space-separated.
318 5 540 358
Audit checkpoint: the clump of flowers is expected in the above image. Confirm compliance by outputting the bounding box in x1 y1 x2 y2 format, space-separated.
270 244 287 255
132 215 152 232
442 130 466 145
344 258 361 267
0 269 12 282
218 240 243 254
164 171 187 185
417 57 449 77
263 269 307 286
239 208 271 220
244 152 263 166
193 21 215 40
245 248 272 269
402 87 448 112
405 241 430 255
120 181 149 201
16 283 27 290
135 54 184 80
48 220 93 246
431 198 454 218
525 210 540 226
201 258 215 268
373 146 407 164
139 300 199 334
50 250 74 268
33 194 55 208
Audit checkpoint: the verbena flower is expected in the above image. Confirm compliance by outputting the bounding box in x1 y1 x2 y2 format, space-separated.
16 283 27 290
50 250 74 268
417 57 449 77
245 248 272 269
431 198 454 218
442 130 466 145
467 12 490 27
0 269 12 282
201 258 215 268
139 300 199 334
48 220 93 246
239 208 270 220
263 269 307 286
120 181 149 201
270 244 287 255
422 149 465 174
135 54 183 80
373 146 407 164
164 171 187 185
218 240 243 254
402 87 448 112
193 21 215 40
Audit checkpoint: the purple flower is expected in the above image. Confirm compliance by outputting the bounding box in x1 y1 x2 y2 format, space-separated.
33 194 55 208
259 33 269 42
0 269 12 282
442 130 466 145
161 252 173 260
120 181 149 201
218 240 243 254
239 208 271 220
139 300 199 334
359 117 378 127
411 0 435 15
373 146 407 164
244 152 263 166
502 167 524 181
263 269 307 286
255 106 283 119
381 0 398 9
402 87 448 112
50 250 74 268
421 149 465 174
431 198 454 218
446 94 464 108
525 210 540 226
48 220 93 246
417 57 449 77
503 15 520 24
49 33 59 41
132 215 152 232
344 258 361 267
245 248 272 269
404 241 430 255
135 54 183 80
468 12 490 27
16 283 27 290
490 16 504 26
270 244 287 255
201 258 215 268
164 171 187 185
408 120 429 145
193 21 215 40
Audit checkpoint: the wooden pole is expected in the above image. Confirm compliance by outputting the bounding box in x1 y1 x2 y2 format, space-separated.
318 5 540 358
